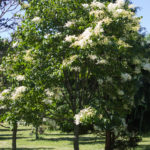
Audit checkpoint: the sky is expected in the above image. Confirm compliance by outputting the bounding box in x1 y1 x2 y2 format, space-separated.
132 0 150 34
0 0 150 39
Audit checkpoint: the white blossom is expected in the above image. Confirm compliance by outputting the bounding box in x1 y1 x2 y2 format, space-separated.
142 63 150 72
24 49 33 62
16 75 25 81
43 118 47 122
72 27 93 48
116 9 124 14
93 21 103 35
89 10 104 18
134 67 141 74
74 114 80 125
97 79 103 85
45 89 54 97
43 99 52 105
90 1 105 9
0 89 10 100
116 0 125 7
12 42 18 48
64 21 75 27
65 35 77 42
11 86 27 100
82 4 89 8
74 107 95 125
121 73 132 82
88 55 98 60
117 90 124 96
62 55 78 67
97 59 107 65
32 17 41 23
44 34 50 39
107 3 118 12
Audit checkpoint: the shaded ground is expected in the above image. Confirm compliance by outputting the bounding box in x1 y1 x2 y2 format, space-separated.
0 124 150 150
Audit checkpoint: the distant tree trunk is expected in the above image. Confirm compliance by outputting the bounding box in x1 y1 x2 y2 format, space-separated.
35 125 39 140
74 124 79 150
12 121 18 150
105 130 112 150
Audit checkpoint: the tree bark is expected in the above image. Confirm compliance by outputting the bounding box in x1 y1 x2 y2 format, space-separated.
35 125 39 140
12 121 18 150
105 130 112 150
74 124 79 150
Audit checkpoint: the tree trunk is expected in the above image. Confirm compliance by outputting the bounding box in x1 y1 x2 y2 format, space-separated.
74 124 79 150
12 121 18 150
35 125 39 140
105 130 112 150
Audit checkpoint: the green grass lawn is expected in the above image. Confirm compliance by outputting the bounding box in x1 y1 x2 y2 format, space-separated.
0 124 150 150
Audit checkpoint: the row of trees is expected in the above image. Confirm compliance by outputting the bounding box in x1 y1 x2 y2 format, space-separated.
0 0 150 150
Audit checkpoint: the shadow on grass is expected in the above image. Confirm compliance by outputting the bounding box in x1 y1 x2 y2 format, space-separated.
18 129 32 131
0 129 10 132
0 136 30 140
0 148 54 150
79 136 104 145
137 145 150 150
29 136 104 145
0 134 12 136
44 133 73 136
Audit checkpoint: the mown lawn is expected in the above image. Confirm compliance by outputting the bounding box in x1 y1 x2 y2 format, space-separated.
0 124 150 150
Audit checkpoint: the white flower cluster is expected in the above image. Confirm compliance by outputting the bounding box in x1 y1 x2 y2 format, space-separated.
45 88 54 97
12 42 18 48
43 99 52 105
97 79 103 85
108 0 125 12
74 107 95 125
62 55 78 67
121 73 132 82
11 86 27 100
16 75 25 81
71 27 93 48
117 90 124 96
64 21 75 27
24 49 33 62
0 89 10 100
96 59 107 65
90 1 105 9
32 17 41 23
64 0 139 49
88 55 98 60
142 63 150 72
82 4 89 8
65 35 77 42
44 34 50 39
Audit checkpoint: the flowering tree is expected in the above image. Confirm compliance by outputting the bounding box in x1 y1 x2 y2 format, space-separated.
0 84 27 150
1 0 147 150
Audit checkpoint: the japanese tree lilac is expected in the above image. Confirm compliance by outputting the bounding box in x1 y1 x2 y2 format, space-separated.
11 86 27 100
142 63 150 72
32 17 41 23
64 21 75 27
16 75 25 81
121 73 132 82
90 1 105 9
